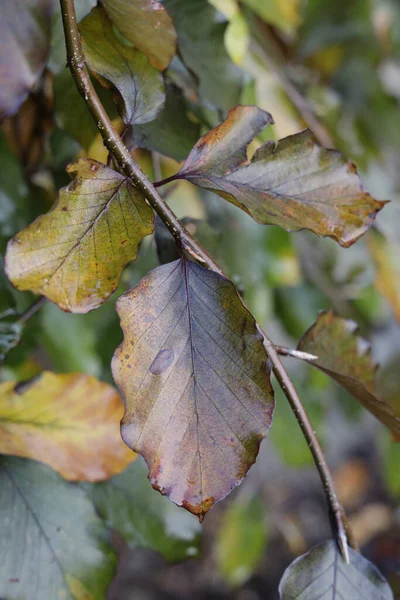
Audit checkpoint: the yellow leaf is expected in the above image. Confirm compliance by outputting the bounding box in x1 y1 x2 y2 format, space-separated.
0 372 136 481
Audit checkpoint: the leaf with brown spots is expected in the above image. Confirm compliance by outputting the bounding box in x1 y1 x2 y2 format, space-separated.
173 106 385 247
297 310 400 438
0 372 136 481
102 0 177 70
5 158 154 313
112 256 274 520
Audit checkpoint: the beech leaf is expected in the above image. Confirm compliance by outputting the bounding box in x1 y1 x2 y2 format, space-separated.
367 228 400 323
5 158 154 313
80 7 165 126
112 257 274 520
0 372 135 481
175 106 385 247
102 0 177 70
297 310 400 438
0 456 116 600
279 540 393 599
0 0 54 121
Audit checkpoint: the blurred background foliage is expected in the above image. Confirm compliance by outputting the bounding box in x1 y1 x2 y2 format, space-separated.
1 0 400 598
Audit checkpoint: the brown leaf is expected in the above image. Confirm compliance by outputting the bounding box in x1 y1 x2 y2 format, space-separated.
5 158 154 313
297 310 400 437
112 257 274 520
0 372 136 481
175 106 385 247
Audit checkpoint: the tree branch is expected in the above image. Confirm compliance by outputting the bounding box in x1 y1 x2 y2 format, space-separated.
60 0 354 561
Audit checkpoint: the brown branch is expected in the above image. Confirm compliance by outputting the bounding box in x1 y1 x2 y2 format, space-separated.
60 0 354 561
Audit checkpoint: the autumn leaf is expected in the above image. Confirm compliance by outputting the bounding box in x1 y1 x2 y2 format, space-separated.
297 310 400 438
0 371 135 481
173 106 385 247
80 7 165 126
0 457 116 599
279 540 393 599
0 0 54 121
112 256 274 520
5 158 154 313
102 0 177 70
367 228 400 323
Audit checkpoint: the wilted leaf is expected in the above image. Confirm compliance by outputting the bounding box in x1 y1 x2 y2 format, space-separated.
0 371 135 481
112 256 274 519
129 84 201 161
88 457 200 561
80 7 165 126
297 310 400 438
367 228 400 323
163 0 243 111
216 494 267 586
0 456 116 599
279 540 393 599
5 158 154 313
102 0 176 70
0 0 54 121
175 106 385 247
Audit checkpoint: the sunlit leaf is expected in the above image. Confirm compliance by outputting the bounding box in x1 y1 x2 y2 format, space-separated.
80 7 165 126
5 158 154 313
102 0 177 70
163 0 243 111
0 456 116 599
88 457 200 561
112 256 274 520
216 494 267 586
174 106 385 247
242 0 300 34
279 540 393 599
0 0 54 121
367 228 400 323
130 84 201 161
297 310 400 438
0 371 135 481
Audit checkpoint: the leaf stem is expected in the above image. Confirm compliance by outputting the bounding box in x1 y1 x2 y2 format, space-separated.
60 0 354 560
19 296 47 324
274 345 318 361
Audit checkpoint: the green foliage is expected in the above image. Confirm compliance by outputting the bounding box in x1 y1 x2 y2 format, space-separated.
0 0 398 597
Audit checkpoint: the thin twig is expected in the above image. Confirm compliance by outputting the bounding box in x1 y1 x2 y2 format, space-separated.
60 0 353 560
275 345 317 361
19 296 47 324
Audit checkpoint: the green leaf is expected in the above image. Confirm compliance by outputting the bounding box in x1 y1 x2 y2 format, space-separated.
112 256 274 520
242 0 300 34
5 158 154 313
80 7 165 126
175 106 385 247
88 458 200 561
297 310 400 438
0 0 54 120
0 456 116 600
102 0 177 70
130 84 201 161
279 540 393 599
216 494 267 586
53 69 117 151
163 0 244 111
